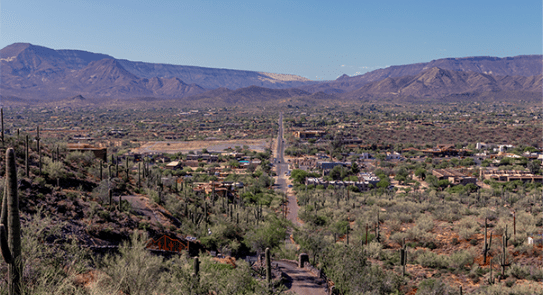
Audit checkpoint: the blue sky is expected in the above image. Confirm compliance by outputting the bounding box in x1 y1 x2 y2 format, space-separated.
1 0 541 80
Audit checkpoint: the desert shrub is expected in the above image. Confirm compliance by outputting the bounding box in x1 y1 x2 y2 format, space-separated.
416 278 453 295
323 245 403 295
390 232 408 246
0 210 88 294
92 180 112 204
477 281 543 294
43 156 66 181
415 214 435 232
415 250 447 269
396 212 414 224
407 225 433 243
244 216 289 253
447 249 475 270
94 231 186 294
66 150 96 166
365 241 382 260
457 217 478 240
387 218 403 232
406 214 435 243
507 263 531 280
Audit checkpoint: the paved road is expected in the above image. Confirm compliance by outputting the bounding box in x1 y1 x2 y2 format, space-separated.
275 113 300 226
274 113 327 295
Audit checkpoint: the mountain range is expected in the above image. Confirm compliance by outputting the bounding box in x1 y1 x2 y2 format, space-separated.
0 43 541 105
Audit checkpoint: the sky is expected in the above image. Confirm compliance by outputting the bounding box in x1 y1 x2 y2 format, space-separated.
1 0 541 80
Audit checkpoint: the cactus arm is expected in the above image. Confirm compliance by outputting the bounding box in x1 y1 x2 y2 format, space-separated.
0 224 12 264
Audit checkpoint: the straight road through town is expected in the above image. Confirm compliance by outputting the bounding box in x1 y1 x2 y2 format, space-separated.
274 113 326 295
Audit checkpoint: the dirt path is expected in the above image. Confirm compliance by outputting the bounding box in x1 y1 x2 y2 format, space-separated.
276 261 327 295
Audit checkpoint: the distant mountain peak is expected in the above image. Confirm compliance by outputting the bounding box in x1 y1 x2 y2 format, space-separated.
336 74 350 81
69 94 86 100
0 43 33 58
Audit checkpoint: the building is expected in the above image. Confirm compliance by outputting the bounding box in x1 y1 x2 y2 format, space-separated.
165 161 183 170
432 169 477 185
480 170 543 183
183 160 200 168
293 130 327 139
422 145 470 157
386 152 402 160
305 177 373 191
317 162 349 171
359 172 380 186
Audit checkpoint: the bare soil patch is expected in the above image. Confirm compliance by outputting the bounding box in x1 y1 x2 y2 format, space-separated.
132 139 272 154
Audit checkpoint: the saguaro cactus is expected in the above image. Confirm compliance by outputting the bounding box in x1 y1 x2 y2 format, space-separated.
400 239 408 276
99 160 103 181
25 135 29 177
192 256 199 278
375 212 381 243
36 126 41 175
138 162 141 187
482 218 492 264
488 258 495 284
265 247 271 284
125 156 129 181
1 108 4 145
499 230 511 276
1 148 22 295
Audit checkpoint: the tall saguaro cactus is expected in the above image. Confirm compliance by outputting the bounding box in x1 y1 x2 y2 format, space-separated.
265 247 272 285
36 126 41 176
1 108 4 146
25 135 29 177
1 148 22 295
400 238 408 276
482 218 492 264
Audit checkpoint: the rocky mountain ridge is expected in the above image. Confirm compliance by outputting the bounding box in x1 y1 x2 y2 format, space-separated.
0 43 315 100
0 43 541 104
342 67 543 99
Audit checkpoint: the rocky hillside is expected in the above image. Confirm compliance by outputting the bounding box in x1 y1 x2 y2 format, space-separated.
342 67 543 99
301 55 543 94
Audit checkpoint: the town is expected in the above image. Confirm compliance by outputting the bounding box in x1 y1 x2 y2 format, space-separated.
2 100 542 294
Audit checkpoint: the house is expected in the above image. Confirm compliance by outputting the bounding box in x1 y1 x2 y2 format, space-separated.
494 145 514 153
480 169 542 183
359 172 380 186
386 152 402 160
476 142 488 150
183 160 200 168
432 169 477 185
293 130 326 139
422 145 470 157
165 161 183 170
305 177 373 191
317 162 348 171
